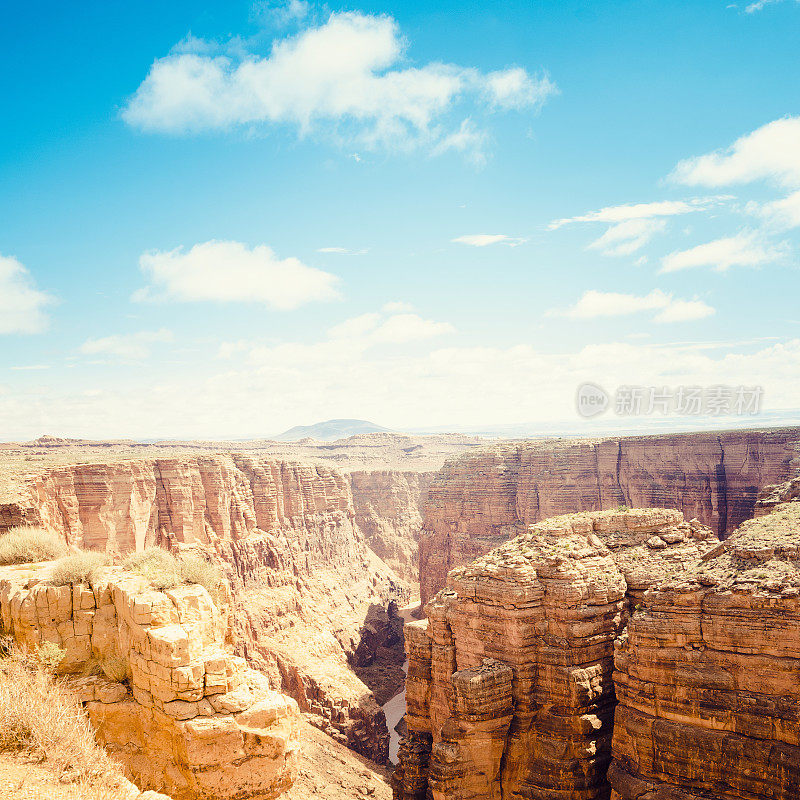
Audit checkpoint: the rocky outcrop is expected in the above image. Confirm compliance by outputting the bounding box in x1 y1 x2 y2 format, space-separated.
610 501 800 800
349 471 433 584
395 508 718 800
0 455 410 763
0 560 301 799
419 428 800 603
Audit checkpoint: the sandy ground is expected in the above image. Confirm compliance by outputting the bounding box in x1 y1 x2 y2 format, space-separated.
0 753 136 800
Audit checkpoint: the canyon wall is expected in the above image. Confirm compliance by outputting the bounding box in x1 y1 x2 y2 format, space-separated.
610 501 800 800
419 428 800 603
395 508 719 800
349 470 433 584
0 560 301 800
1 455 411 762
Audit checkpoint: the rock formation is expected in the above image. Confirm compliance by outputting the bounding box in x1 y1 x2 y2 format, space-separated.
349 471 433 584
610 500 800 800
419 428 800 603
395 508 718 800
0 560 301 799
0 455 410 762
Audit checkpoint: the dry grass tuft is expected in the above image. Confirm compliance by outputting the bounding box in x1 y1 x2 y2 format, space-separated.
179 554 223 593
0 527 68 566
124 547 223 593
49 551 110 587
0 648 133 798
123 547 180 590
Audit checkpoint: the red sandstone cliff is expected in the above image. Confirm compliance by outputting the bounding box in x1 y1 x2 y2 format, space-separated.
1 454 409 762
349 470 433 584
395 508 719 800
610 500 800 799
419 428 800 603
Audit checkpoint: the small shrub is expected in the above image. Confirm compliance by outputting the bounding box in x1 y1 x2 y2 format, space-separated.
616 505 630 512
100 654 129 683
31 641 66 673
0 527 68 565
180 554 223 593
123 547 180 590
49 551 109 586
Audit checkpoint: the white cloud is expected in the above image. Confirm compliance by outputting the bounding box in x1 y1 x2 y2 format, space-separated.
328 312 381 339
652 299 716 323
317 246 368 255
751 189 800 230
671 116 800 189
745 0 798 12
253 0 309 26
483 67 557 110
431 119 489 166
134 240 341 309
452 233 525 247
326 309 455 344
549 199 704 229
80 329 174 361
660 231 784 273
549 198 722 257
8 333 798 440
0 255 55 335
122 12 555 157
587 218 667 256
548 289 714 324
372 313 455 343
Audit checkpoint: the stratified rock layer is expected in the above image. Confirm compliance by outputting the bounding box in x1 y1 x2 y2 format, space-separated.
610 501 800 800
395 509 717 800
0 561 301 800
419 428 800 603
349 470 433 584
1 455 410 762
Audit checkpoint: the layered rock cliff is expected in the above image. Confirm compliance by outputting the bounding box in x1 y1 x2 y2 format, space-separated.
349 471 433 584
0 455 410 762
395 508 719 800
610 500 800 800
419 428 800 603
0 560 301 799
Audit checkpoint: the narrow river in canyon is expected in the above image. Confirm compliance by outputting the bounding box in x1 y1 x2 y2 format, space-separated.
383 601 420 764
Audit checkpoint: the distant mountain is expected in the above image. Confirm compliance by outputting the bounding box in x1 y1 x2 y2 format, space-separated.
272 418 393 442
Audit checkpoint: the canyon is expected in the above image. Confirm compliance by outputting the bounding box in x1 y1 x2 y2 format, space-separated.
418 427 800 603
1 426 799 799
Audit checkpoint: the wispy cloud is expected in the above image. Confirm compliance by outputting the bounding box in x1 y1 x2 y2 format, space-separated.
317 246 368 255
671 116 800 188
80 329 174 361
744 0 799 13
252 0 309 27
122 11 556 160
549 198 721 256
134 240 341 309
587 218 667 257
0 254 56 335
327 309 455 344
750 189 800 230
548 289 715 323
660 231 785 273
452 233 526 247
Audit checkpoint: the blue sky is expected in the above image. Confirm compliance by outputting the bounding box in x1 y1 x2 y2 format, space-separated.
1 0 799 439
